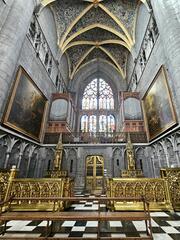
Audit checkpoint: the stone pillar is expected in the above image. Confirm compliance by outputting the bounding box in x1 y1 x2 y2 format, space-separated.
3 137 18 168
175 150 180 166
17 142 28 169
162 141 170 167
4 151 10 169
26 145 36 177
0 0 37 119
0 0 14 31
151 0 180 118
150 156 156 178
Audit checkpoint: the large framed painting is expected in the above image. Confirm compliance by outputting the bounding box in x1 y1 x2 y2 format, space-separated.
3 66 48 142
142 66 177 141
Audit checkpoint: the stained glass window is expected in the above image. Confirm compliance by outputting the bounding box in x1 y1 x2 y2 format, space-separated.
82 79 97 110
82 78 114 110
107 115 115 132
81 78 115 134
81 115 88 132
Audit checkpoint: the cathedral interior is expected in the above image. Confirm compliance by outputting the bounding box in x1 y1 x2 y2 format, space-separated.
0 0 180 239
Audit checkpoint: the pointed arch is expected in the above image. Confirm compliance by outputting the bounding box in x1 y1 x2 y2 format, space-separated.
64 41 97 52
59 4 94 48
74 58 121 79
99 3 133 45
99 46 125 78
64 39 131 52
100 40 131 51
70 46 96 79
70 46 125 79
61 24 132 51
41 0 56 7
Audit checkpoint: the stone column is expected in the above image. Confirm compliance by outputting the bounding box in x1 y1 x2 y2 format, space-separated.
26 145 36 177
0 0 14 31
17 142 28 169
3 137 18 168
175 150 180 166
151 0 180 118
162 141 170 167
0 0 37 119
150 156 156 178
4 151 10 169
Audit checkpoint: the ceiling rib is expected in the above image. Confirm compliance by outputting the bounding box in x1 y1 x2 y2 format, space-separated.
99 3 134 45
75 58 121 77
61 24 131 51
59 4 94 48
40 0 145 81
63 39 131 53
69 45 125 80
99 46 125 78
70 46 96 79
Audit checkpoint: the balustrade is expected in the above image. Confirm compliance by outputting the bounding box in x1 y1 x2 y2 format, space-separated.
0 167 73 211
27 15 67 92
106 177 173 211
129 14 159 91
63 131 147 144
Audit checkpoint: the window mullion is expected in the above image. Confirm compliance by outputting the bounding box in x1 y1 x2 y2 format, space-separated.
97 77 100 134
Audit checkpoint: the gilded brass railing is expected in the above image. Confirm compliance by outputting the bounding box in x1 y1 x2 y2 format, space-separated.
0 170 10 201
161 168 180 211
106 178 173 211
10 178 65 211
0 167 74 211
1 167 179 212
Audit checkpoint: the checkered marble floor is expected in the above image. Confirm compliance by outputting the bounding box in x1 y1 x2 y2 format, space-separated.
0 194 180 239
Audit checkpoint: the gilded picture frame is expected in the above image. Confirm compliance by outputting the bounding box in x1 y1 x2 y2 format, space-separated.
142 66 177 141
3 66 48 142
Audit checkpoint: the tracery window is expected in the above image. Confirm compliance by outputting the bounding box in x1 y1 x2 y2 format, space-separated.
80 78 115 134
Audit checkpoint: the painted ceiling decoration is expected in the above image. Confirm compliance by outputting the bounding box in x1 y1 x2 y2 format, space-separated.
40 0 149 80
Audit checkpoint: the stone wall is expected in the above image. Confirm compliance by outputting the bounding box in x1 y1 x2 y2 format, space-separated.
126 0 180 177
0 132 54 178
151 0 180 120
0 0 69 175
0 0 37 120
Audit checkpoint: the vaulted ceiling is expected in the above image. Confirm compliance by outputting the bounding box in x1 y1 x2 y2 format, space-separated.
40 0 148 80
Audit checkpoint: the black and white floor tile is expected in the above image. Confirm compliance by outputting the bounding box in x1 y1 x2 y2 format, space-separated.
0 194 180 239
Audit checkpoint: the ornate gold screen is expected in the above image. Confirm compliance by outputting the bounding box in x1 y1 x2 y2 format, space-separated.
86 155 104 194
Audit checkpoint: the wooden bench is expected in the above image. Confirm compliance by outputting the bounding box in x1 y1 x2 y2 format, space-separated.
0 197 153 240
